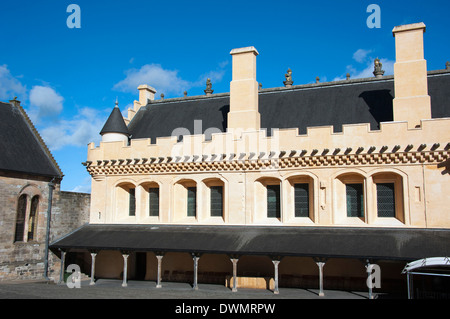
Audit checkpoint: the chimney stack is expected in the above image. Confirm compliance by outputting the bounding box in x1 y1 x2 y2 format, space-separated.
227 46 261 132
392 22 431 128
138 85 156 106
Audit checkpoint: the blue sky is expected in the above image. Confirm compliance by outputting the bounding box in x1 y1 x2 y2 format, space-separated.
0 0 449 192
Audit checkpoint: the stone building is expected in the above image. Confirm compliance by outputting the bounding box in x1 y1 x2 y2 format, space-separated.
0 98 90 281
51 23 450 295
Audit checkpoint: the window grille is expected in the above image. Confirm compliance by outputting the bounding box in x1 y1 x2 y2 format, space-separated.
149 188 159 217
294 183 309 217
346 183 364 217
376 183 396 218
267 185 281 218
187 187 197 217
129 188 136 216
210 186 223 217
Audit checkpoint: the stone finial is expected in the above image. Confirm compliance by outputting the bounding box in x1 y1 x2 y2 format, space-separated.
184 91 188 97
373 57 385 78
283 68 293 87
316 76 320 84
259 83 262 90
204 78 213 95
446 61 450 70
346 73 350 80
160 93 165 100
9 96 21 107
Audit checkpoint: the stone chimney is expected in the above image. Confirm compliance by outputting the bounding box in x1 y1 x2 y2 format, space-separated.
227 46 261 132
138 84 156 106
126 85 156 124
392 22 431 128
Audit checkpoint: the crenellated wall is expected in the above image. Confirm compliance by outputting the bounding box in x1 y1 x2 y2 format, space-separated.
84 118 450 228
86 118 449 165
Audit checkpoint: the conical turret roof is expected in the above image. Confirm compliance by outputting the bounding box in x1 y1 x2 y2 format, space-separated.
100 101 129 136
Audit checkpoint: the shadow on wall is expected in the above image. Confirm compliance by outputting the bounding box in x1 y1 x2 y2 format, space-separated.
437 158 450 175
359 90 394 129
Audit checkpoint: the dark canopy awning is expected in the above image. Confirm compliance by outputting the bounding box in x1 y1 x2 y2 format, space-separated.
50 224 450 261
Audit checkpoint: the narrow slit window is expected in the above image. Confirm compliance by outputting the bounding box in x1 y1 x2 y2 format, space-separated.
346 183 364 218
14 194 27 242
376 183 396 218
187 187 197 217
294 183 309 218
149 188 159 217
27 196 39 241
267 184 281 218
210 186 223 217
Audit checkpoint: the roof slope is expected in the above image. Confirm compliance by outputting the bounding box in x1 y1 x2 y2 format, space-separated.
128 72 450 142
0 101 62 178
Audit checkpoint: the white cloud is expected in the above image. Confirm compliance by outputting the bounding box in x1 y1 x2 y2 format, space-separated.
29 85 64 120
39 107 107 151
70 176 92 193
352 49 372 63
0 64 27 101
333 49 394 81
113 61 228 97
113 64 190 96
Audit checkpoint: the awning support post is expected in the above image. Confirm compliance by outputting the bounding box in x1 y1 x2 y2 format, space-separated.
313 258 327 297
122 253 129 287
156 253 165 288
90 251 97 286
271 258 281 294
192 253 201 290
230 258 239 292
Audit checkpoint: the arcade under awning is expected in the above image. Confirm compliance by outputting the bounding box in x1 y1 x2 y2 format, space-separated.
50 224 450 261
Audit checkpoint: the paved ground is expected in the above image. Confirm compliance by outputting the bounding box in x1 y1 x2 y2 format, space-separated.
0 278 402 299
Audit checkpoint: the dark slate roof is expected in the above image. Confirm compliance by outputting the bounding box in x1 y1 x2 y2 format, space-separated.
0 101 62 178
100 105 130 136
50 224 450 261
127 71 450 142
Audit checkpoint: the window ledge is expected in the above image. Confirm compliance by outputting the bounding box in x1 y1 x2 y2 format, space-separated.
371 218 405 227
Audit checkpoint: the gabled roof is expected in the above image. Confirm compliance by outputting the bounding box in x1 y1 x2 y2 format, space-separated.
0 101 63 178
100 104 130 136
127 71 450 143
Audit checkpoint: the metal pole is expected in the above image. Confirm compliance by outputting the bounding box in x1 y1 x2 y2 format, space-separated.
406 272 411 299
44 180 55 280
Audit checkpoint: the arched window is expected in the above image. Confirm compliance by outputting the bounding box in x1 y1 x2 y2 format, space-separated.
371 172 405 222
27 196 39 241
203 178 226 219
254 177 282 222
115 182 137 221
173 179 197 221
14 195 27 242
